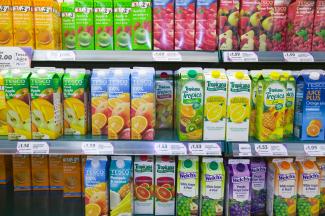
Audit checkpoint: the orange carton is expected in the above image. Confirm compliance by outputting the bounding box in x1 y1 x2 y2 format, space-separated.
49 155 63 190
31 155 49 190
63 156 81 197
12 155 32 191
0 0 14 46
0 155 12 184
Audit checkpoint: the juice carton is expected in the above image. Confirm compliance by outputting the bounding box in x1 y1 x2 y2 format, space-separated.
259 0 274 51
239 0 261 51
271 0 290 51
226 70 251 142
155 156 176 215
61 1 76 50
286 0 315 51
107 68 131 140
53 0 61 49
49 155 63 190
131 67 155 140
249 70 262 137
296 159 320 216
114 0 132 50
203 69 227 141
63 69 88 135
12 155 31 191
200 157 225 216
131 0 152 50
63 156 81 197
225 159 251 216
266 158 297 216
81 155 86 196
75 0 94 50
195 0 217 50
155 70 173 129
84 156 109 216
31 155 49 190
294 71 325 141
94 0 113 50
255 70 286 142
175 67 204 141
177 156 199 215
312 0 325 51
134 156 154 215
0 155 12 184
0 70 8 136
283 71 296 137
175 0 195 50
110 156 133 216
218 0 240 50
56 68 64 135
251 158 267 215
153 0 174 50
91 69 109 136
12 0 34 48
316 158 325 214
0 0 13 46
4 68 32 140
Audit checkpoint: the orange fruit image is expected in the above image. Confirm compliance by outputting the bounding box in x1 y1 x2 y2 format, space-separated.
107 116 124 134
135 186 151 201
310 119 322 129
0 29 11 44
181 105 196 118
15 29 31 44
156 186 173 202
307 124 320 137
85 203 101 216
142 93 154 103
92 113 107 130
131 129 142 140
37 29 53 45
131 116 148 134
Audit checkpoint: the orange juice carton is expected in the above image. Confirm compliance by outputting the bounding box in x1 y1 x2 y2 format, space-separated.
107 68 131 139
316 158 325 214
134 155 154 215
12 155 31 191
4 68 32 140
84 156 109 216
249 70 262 137
61 0 76 50
31 155 49 190
81 155 86 196
49 155 63 190
266 158 297 216
12 0 34 48
0 69 9 136
0 155 12 184
63 155 81 197
75 0 94 50
0 0 14 46
131 67 155 140
283 71 296 138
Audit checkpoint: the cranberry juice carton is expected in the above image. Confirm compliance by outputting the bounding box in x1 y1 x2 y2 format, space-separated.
49 155 63 190
31 155 49 191
94 0 113 50
63 156 81 197
259 0 273 51
218 0 240 50
12 155 31 191
312 0 325 51
61 1 76 50
316 158 325 214
251 158 267 215
271 0 290 51
75 0 94 50
114 0 132 50
0 0 13 46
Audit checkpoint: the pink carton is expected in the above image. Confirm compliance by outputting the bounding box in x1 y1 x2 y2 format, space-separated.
312 0 325 51
259 0 274 51
271 0 290 51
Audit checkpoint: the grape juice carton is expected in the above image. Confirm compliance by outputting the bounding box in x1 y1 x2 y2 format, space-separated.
203 69 227 141
134 155 154 215
195 0 218 50
0 70 8 136
94 0 113 50
271 0 290 51
155 156 176 215
61 1 76 50
226 70 251 142
31 155 49 191
12 155 31 191
49 155 63 190
266 158 297 216
249 70 262 137
177 156 199 216
109 156 133 216
259 0 274 51
84 156 109 216
316 158 325 214
63 156 81 197
283 71 296 138
0 155 12 184
251 158 267 215
4 68 32 140
175 67 204 141
75 0 94 50
218 0 240 50
312 0 325 51
0 0 13 46
114 0 132 50
131 67 155 140
200 157 225 216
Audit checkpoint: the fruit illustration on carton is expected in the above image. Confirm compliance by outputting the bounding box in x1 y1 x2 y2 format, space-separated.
259 0 274 51
271 0 290 51
312 0 325 51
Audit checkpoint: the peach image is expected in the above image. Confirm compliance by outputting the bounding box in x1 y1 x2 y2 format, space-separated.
0 29 11 44
37 29 53 45
15 28 31 44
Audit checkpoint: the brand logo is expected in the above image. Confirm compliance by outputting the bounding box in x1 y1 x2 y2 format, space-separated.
131 2 151 8
265 87 285 101
0 6 10 12
111 169 130 176
5 79 25 85
307 82 325 88
64 79 83 85
75 7 93 13
278 173 296 181
232 176 251 183
92 79 108 85
207 81 226 91
114 8 131 14
94 8 113 14
205 174 223 182
31 79 51 85
86 169 105 177
108 79 128 86
251 166 267 173
183 86 202 99
62 12 75 18
230 82 250 92
302 173 320 181
135 164 153 172
179 172 196 179
157 164 174 173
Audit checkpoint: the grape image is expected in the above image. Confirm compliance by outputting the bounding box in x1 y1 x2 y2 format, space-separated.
177 196 191 216
251 189 266 213
274 196 290 215
229 200 251 216
297 198 311 216
201 199 216 216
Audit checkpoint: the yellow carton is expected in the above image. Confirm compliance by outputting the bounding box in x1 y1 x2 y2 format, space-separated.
0 155 12 184
63 155 81 197
0 70 8 135
49 155 63 190
31 155 49 190
12 155 31 191
0 0 14 46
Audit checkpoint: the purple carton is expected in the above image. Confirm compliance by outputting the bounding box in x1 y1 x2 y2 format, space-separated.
251 158 267 215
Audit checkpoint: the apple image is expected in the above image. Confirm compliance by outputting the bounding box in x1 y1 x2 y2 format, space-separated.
262 17 273 32
32 109 46 129
78 31 91 47
250 12 261 27
64 108 76 124
98 31 112 48
228 11 239 27
7 110 22 129
72 88 84 101
117 31 131 47
65 34 75 49
14 88 29 104
135 27 149 45
40 88 54 103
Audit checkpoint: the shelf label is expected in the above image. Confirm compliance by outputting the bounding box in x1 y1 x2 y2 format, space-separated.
224 51 258 62
17 142 49 154
152 52 182 61
46 51 76 61
155 143 187 155
304 144 325 156
188 143 221 155
255 143 287 156
0 47 32 69
82 142 114 155
283 52 314 62
238 143 252 156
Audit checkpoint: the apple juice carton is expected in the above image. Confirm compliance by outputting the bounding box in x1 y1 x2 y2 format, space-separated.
203 69 227 141
226 70 251 142
63 156 81 197
114 0 132 50
84 156 109 216
177 156 199 216
251 158 267 215
271 0 290 51
283 72 296 138
134 155 154 215
0 0 13 46
94 0 113 50
131 67 155 140
218 0 240 50
316 158 325 214
109 156 133 216
225 159 251 216
0 156 12 184
312 0 325 51
49 155 63 190
61 1 76 50
31 155 49 190
249 70 261 137
258 0 274 51
155 156 176 215
200 157 225 216
4 68 32 140
0 70 8 136
12 155 31 191
175 68 204 141
75 0 94 50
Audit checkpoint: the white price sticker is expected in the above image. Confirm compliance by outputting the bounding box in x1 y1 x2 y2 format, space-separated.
45 51 76 61
152 52 182 61
82 142 114 155
0 47 32 69
224 51 258 62
255 143 287 156
283 52 314 62
155 143 187 155
188 143 221 155
17 142 49 154
304 144 325 156
238 143 252 156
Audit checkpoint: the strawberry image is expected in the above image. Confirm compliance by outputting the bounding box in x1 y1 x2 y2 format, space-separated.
105 26 113 34
124 26 131 33
96 26 103 34
219 16 228 29
134 22 140 30
78 26 84 33
64 30 70 37
116 26 122 34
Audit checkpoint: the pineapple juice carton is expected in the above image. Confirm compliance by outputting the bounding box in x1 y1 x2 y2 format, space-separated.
12 155 31 191
49 155 63 190
249 70 262 137
63 156 81 197
4 68 32 140
226 70 251 142
31 155 49 190
316 158 325 214
203 69 227 141
283 71 296 137
0 0 14 46
61 1 76 50
175 68 204 141
0 155 12 184
0 70 9 135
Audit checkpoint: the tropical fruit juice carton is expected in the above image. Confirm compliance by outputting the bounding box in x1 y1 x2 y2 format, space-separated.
12 155 31 191
0 155 12 184
200 157 225 216
134 156 154 215
94 0 113 50
61 1 76 50
75 0 94 50
63 69 88 135
218 0 240 50
110 156 133 216
31 155 49 190
258 0 274 51
114 0 132 50
4 68 32 140
226 70 251 142
251 158 267 215
283 71 296 137
271 0 290 51
155 156 176 215
175 67 204 141
203 69 227 141
84 156 109 216
266 158 297 216
63 156 81 197
316 158 325 214
0 70 8 136
0 0 13 46
131 67 155 140
49 155 63 190
312 0 325 51
249 70 262 137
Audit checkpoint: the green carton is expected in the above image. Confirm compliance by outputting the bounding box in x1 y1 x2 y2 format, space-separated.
75 0 94 50
114 0 132 50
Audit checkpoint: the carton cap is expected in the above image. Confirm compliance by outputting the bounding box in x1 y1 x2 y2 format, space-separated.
309 72 320 80
11 69 21 76
188 70 197 78
69 70 79 78
37 69 47 77
211 70 220 78
234 71 244 79
270 71 280 80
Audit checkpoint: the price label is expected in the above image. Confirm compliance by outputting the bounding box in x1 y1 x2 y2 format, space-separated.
188 143 221 155
238 143 252 156
17 142 49 154
46 51 76 61
224 51 258 62
152 52 182 61
155 143 187 155
0 47 32 69
82 142 114 155
283 52 314 62
304 144 325 156
255 143 287 156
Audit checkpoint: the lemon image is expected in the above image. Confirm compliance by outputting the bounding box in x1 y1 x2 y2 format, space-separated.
206 102 224 123
229 103 248 123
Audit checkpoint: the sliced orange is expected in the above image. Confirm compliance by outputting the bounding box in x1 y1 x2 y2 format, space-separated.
85 203 101 216
117 93 130 102
131 116 148 134
142 93 155 103
181 105 196 118
92 113 107 129
132 98 144 110
307 124 320 137
108 129 118 140
131 129 142 140
108 98 122 109
107 116 124 134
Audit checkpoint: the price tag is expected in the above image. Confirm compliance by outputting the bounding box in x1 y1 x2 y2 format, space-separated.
32 142 49 154
152 52 182 61
255 143 287 156
283 52 314 62
238 143 252 156
97 143 114 155
82 142 114 155
304 144 325 156
0 47 32 69
17 142 49 154
155 143 187 155
188 143 221 155
45 51 76 61
224 51 258 62
17 142 33 154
